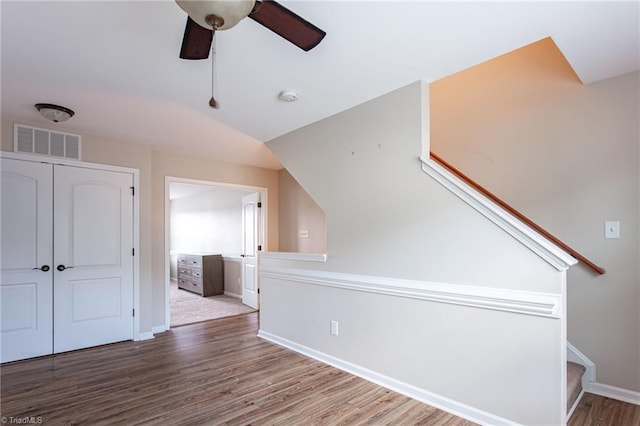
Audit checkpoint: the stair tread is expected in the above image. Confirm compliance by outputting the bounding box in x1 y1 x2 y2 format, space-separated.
567 361 587 412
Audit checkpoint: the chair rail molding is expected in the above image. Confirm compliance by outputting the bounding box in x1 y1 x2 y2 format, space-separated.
260 252 327 263
260 266 562 318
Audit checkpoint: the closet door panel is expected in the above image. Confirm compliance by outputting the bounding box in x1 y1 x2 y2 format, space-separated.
53 165 134 353
0 159 53 363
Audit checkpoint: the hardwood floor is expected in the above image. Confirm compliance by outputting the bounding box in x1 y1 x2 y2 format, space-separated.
568 392 640 426
2 312 638 425
0 313 474 425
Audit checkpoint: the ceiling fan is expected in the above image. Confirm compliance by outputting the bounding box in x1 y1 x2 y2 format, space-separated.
176 0 326 60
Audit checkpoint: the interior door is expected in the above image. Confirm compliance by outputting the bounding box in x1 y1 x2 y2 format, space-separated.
241 192 261 309
1 159 54 363
53 165 134 353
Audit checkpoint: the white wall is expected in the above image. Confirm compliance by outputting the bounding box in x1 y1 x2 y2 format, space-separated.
170 188 245 278
264 81 566 424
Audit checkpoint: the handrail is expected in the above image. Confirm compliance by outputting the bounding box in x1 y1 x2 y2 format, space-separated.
430 152 606 275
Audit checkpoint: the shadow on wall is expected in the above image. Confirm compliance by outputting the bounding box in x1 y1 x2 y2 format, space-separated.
278 168 326 253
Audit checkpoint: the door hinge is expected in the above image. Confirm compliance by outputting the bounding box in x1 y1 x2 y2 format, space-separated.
258 245 262 251
257 202 262 208
257 288 260 294
132 248 135 256
132 309 135 317
131 186 135 196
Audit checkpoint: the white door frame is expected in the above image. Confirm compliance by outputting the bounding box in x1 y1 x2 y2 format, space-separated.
163 176 267 330
0 152 141 341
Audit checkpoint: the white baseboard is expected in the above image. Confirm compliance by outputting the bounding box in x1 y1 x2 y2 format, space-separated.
224 291 242 299
588 382 640 406
567 343 639 406
152 324 168 334
136 331 155 341
257 329 517 426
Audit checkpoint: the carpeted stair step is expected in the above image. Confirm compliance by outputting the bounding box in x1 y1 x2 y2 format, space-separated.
567 361 586 412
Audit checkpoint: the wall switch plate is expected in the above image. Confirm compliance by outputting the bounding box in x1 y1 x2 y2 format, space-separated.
330 320 339 336
605 221 620 239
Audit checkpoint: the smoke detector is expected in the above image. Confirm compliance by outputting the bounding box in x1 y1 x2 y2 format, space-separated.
278 90 298 102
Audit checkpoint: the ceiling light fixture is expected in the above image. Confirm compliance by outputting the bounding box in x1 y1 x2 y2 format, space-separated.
35 103 75 123
278 90 299 102
175 0 255 31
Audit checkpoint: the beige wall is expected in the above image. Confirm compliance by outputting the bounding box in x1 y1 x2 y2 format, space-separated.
265 82 566 424
278 168 326 253
1 119 280 333
223 257 242 296
430 38 640 392
150 149 279 327
268 82 561 292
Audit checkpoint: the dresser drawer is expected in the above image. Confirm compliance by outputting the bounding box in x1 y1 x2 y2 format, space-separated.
178 267 192 276
177 277 203 294
187 256 202 267
178 255 202 266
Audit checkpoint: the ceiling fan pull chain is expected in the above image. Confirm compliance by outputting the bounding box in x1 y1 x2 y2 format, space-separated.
209 32 219 109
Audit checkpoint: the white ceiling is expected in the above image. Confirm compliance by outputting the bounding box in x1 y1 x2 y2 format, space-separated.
170 182 252 200
2 1 638 170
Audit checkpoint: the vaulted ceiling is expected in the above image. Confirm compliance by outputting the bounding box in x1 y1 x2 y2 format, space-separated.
2 1 638 170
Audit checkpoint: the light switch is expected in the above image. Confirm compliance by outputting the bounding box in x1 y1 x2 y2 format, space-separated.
605 221 620 239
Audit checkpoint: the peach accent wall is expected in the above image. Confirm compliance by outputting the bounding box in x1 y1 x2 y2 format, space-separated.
431 38 640 392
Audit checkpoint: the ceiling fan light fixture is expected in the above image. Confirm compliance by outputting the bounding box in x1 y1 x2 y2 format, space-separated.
176 0 255 31
35 103 75 123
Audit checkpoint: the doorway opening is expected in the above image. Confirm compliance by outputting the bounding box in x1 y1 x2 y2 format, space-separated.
164 177 266 328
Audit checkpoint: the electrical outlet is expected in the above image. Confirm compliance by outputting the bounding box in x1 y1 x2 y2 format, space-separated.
298 229 310 239
330 320 339 336
605 221 620 239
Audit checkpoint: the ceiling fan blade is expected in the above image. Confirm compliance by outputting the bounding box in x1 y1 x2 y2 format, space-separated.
180 17 213 60
249 0 326 51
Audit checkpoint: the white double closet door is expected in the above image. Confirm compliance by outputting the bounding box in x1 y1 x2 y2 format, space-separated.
1 158 134 363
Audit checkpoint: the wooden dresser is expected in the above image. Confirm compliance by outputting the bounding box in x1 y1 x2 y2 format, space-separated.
177 253 223 297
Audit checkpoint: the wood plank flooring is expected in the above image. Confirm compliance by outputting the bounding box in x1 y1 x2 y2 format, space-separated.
568 392 640 426
2 312 638 425
0 313 474 425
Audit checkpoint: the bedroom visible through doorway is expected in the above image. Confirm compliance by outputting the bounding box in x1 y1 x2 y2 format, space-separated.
165 178 266 327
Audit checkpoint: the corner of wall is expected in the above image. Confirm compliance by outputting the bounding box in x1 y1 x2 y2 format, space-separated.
421 80 431 157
